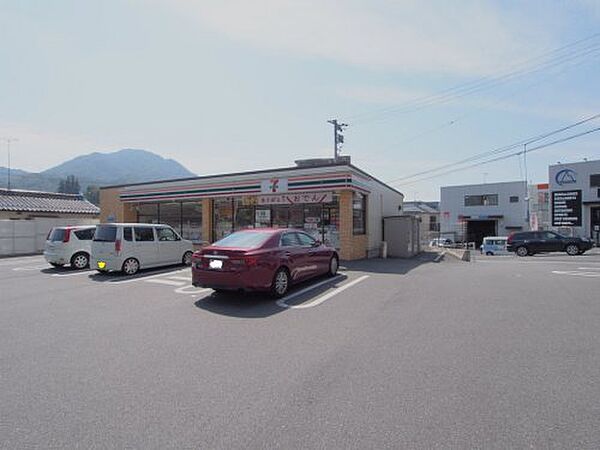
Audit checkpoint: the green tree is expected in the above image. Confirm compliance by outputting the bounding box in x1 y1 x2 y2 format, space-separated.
85 185 100 205
57 175 81 194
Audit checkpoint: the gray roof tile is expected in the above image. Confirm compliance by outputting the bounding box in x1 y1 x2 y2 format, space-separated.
0 189 100 215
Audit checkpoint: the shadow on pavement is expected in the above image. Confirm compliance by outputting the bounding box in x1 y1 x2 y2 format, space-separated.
193 273 349 319
342 251 442 275
87 264 188 283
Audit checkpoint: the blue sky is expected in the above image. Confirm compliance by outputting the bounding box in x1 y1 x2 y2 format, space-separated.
1 0 599 199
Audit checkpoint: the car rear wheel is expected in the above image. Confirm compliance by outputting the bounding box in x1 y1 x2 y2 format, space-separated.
328 255 339 277
271 268 290 298
122 258 140 275
516 246 528 257
71 252 89 270
182 251 193 265
485 251 493 256
566 244 580 256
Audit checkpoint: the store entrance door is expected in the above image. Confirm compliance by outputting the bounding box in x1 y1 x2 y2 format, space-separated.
591 207 600 245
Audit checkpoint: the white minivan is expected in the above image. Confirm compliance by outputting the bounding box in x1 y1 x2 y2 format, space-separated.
91 223 194 275
480 236 509 256
44 225 96 269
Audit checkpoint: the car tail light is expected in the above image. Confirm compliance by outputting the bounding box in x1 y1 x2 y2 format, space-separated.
507 233 514 244
244 255 259 267
115 239 122 254
63 228 71 243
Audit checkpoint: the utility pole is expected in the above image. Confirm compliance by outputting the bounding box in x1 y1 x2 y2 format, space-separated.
1 138 18 190
327 119 347 161
523 143 530 228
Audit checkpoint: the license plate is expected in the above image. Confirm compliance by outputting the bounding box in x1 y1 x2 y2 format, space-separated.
209 259 223 269
97 261 106 269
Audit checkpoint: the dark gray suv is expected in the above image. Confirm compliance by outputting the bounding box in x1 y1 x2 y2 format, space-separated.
506 231 593 257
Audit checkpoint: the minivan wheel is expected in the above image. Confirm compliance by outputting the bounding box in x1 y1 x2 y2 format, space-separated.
485 251 493 256
271 268 290 298
516 246 529 257
566 244 580 256
122 258 140 275
328 255 339 277
71 252 89 270
182 251 193 266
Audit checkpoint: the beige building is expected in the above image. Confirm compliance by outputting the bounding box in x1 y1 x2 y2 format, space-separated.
402 201 440 244
99 159 404 260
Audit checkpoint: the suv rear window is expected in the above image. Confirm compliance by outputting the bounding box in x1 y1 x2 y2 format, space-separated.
49 228 66 242
74 228 95 240
94 225 117 242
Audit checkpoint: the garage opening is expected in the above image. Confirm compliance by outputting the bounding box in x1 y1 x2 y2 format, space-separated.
466 220 496 246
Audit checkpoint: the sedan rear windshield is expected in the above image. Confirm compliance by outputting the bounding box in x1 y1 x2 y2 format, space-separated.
49 228 66 242
93 225 117 242
213 231 271 248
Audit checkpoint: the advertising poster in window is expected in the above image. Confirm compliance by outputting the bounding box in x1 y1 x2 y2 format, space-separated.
552 190 582 227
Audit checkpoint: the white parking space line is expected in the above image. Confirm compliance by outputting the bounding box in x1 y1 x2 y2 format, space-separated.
106 268 190 284
552 270 600 277
277 275 370 309
165 276 192 282
577 267 600 270
174 286 212 295
52 270 93 277
146 278 187 286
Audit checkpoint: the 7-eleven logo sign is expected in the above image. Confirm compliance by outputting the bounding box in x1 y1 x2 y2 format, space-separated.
261 178 288 193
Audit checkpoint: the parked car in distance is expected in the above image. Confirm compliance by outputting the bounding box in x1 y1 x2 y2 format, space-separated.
480 236 509 256
192 228 339 297
429 238 453 247
507 231 593 257
91 223 194 275
44 225 96 269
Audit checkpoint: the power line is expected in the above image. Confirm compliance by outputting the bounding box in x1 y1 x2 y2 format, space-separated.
391 126 600 186
387 112 600 184
343 32 600 125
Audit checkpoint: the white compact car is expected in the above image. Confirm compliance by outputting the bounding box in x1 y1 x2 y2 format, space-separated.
44 226 96 269
91 223 194 275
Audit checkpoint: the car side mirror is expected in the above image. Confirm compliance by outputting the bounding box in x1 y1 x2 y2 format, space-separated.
312 240 321 247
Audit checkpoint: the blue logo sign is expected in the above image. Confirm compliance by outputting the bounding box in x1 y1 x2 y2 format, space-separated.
555 168 577 186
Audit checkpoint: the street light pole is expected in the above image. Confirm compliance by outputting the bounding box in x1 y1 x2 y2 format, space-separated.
2 138 18 190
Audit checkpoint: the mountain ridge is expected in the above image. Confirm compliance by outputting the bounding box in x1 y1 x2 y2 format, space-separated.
0 149 196 193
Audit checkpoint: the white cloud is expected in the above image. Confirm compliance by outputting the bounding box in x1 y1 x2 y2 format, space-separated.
159 0 552 76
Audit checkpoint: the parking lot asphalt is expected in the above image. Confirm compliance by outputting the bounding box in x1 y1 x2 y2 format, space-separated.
1 250 600 448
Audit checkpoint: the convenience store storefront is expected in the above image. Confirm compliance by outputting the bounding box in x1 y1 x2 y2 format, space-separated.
99 162 403 260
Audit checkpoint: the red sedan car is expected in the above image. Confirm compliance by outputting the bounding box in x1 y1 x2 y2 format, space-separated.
192 228 339 297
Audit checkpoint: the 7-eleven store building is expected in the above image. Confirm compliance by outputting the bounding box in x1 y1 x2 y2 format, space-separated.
99 160 404 260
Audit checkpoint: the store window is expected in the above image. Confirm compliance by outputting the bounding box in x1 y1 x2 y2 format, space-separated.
160 202 181 234
211 193 341 249
181 202 202 243
352 192 366 235
136 202 202 243
137 204 159 223
509 196 519 203
213 198 234 240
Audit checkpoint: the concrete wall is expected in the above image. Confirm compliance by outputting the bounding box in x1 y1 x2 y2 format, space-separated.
440 181 528 241
363 179 404 256
0 218 99 256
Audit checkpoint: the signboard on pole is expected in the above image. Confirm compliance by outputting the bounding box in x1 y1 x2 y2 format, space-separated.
552 190 582 227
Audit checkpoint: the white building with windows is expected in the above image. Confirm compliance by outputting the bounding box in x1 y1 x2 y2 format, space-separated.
440 181 529 245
